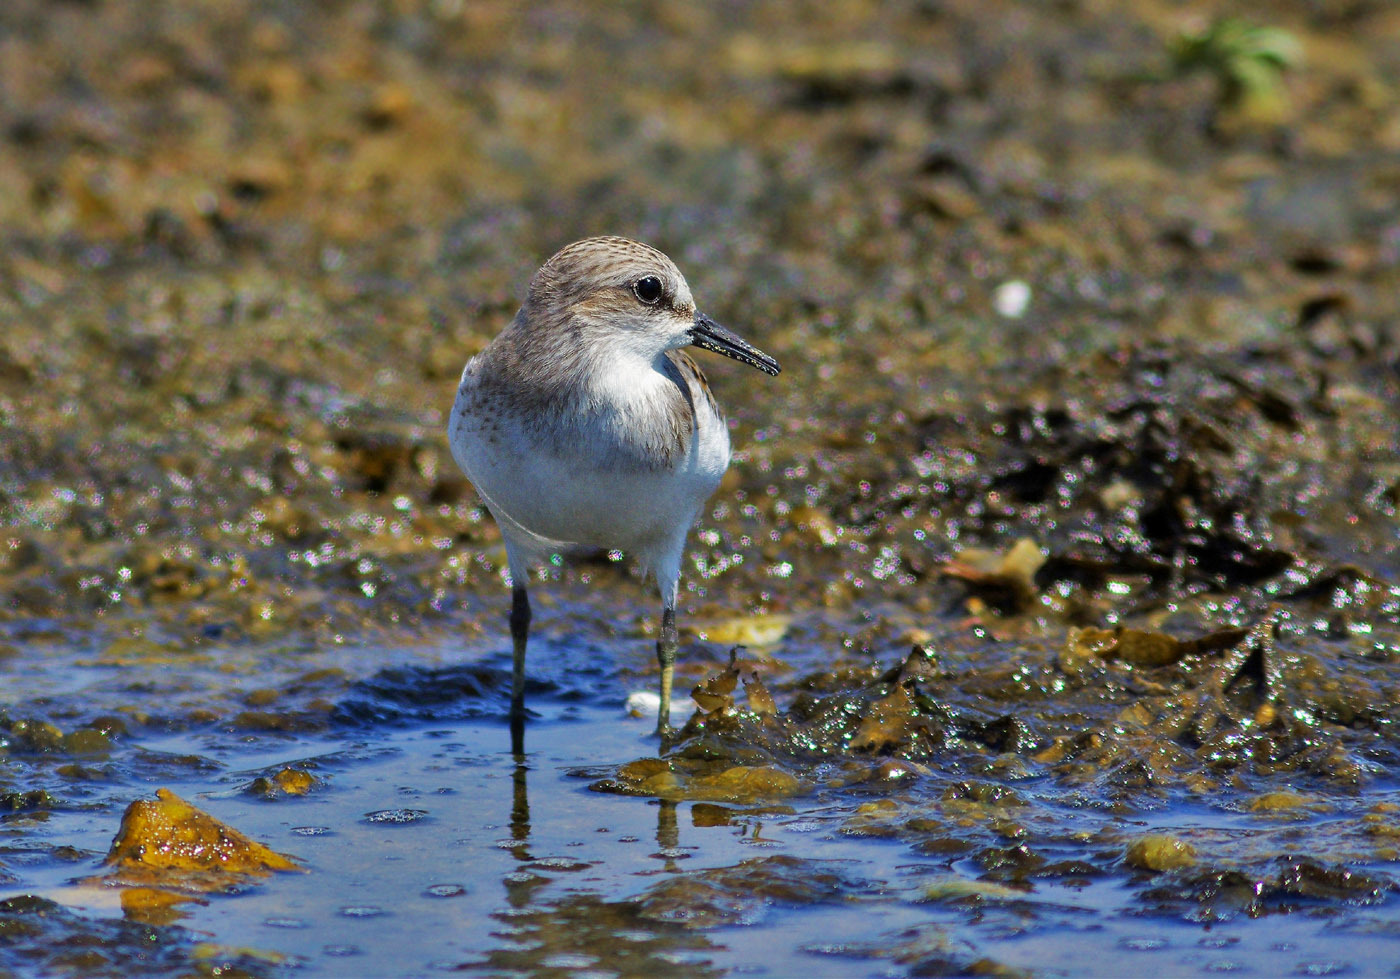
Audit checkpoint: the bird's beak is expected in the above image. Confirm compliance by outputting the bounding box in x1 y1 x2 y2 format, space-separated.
689 312 781 376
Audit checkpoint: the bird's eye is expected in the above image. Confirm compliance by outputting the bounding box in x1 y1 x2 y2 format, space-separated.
632 275 663 305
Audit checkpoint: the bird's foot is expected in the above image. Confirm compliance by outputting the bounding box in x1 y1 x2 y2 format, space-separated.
654 720 676 752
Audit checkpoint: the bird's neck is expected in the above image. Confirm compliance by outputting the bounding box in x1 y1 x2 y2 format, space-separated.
576 347 677 407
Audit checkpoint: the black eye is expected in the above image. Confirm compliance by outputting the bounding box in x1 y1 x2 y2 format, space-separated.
632 275 663 305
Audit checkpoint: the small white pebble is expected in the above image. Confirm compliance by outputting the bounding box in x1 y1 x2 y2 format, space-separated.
993 279 1032 319
625 690 697 722
625 690 660 718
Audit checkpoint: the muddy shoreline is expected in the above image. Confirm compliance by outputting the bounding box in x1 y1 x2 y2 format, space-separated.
2 0 1399 975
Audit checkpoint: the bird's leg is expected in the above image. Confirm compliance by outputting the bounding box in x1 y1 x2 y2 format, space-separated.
509 583 531 753
656 603 677 739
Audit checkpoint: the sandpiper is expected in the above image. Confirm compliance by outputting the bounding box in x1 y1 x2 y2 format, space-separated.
447 236 780 742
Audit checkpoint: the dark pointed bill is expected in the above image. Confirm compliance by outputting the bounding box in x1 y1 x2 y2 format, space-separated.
689 313 781 376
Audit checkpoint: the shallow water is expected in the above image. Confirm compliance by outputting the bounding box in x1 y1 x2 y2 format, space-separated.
6 624 1400 978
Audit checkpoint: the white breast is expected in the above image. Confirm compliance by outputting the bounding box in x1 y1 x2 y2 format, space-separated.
448 351 730 571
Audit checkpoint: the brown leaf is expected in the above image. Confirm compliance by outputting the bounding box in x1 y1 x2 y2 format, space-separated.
691 649 741 714
849 682 917 752
1062 625 1247 670
942 538 1046 613
744 671 777 715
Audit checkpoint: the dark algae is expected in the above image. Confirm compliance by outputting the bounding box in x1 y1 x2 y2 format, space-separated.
1 0 1399 975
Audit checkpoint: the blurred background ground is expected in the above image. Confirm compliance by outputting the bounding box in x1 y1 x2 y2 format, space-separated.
1 0 1396 647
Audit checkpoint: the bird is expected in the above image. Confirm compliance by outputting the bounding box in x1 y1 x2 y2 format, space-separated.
447 236 780 745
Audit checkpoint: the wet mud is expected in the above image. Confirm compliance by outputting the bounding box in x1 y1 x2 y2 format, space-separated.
2 0 1399 975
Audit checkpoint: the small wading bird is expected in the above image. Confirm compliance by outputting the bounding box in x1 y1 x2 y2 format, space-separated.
447 237 780 745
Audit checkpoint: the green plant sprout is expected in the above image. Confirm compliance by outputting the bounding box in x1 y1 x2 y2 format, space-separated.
1172 18 1303 121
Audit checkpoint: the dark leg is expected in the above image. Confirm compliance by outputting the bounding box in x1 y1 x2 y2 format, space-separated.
509 583 531 753
656 798 679 865
656 603 677 739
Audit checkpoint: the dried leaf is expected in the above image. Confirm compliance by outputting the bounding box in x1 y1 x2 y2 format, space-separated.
849 682 916 752
691 649 741 714
744 671 777 715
